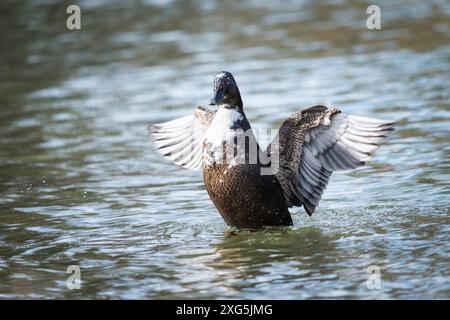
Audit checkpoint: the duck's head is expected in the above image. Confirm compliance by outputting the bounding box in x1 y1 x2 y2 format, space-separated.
209 71 243 109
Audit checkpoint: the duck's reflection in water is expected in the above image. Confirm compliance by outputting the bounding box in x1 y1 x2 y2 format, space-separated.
206 226 339 298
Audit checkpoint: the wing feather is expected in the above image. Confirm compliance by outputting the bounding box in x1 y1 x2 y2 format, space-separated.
149 106 216 169
267 106 395 216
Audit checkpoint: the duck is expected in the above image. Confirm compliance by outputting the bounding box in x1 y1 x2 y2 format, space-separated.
149 71 395 229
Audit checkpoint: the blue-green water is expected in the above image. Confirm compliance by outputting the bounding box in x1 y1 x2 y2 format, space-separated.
0 0 449 299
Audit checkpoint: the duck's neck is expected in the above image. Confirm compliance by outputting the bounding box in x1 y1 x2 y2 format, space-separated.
222 87 243 110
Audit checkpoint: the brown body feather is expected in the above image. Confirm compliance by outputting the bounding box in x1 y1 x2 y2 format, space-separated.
203 163 292 228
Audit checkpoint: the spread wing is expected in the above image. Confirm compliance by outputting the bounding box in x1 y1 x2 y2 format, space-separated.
149 106 216 169
267 105 395 215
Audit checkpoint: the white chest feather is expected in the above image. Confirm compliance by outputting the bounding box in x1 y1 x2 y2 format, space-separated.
203 108 244 167
204 108 243 147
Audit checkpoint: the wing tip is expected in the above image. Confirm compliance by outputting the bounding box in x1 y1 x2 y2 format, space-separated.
303 201 316 217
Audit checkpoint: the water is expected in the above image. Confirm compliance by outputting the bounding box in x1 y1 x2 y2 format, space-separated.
0 0 449 299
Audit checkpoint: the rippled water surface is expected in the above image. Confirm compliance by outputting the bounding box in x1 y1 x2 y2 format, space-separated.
0 0 449 299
